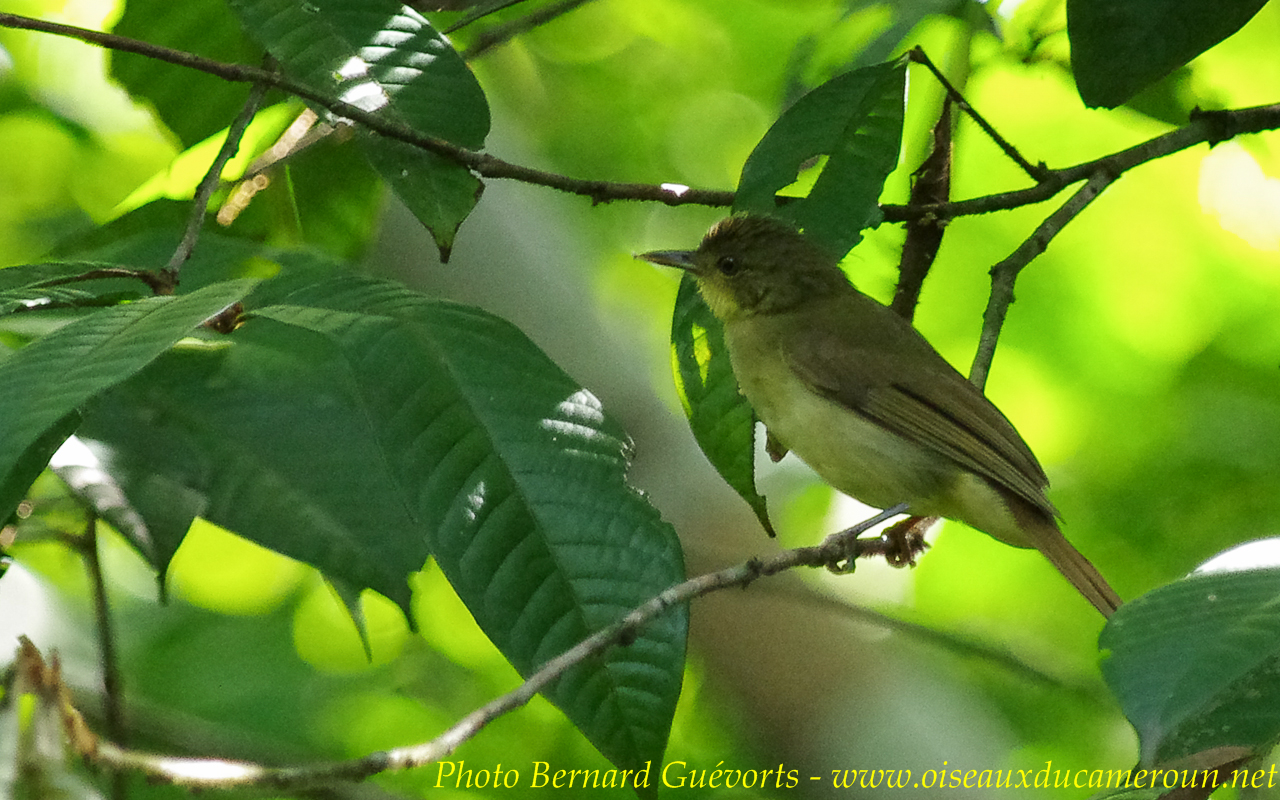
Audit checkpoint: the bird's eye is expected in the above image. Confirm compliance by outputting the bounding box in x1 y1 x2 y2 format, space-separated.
716 255 739 276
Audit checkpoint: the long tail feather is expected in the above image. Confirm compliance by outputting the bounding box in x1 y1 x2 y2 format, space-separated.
1020 512 1122 617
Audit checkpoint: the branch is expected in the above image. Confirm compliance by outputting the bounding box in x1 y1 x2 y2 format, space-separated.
969 169 1113 389
0 12 732 209
74 515 128 800
891 102 1280 223
3 12 1275 217
908 47 1048 182
44 507 914 791
892 99 953 322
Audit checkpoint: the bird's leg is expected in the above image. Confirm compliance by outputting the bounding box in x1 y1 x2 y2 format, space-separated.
876 515 935 567
816 503 919 573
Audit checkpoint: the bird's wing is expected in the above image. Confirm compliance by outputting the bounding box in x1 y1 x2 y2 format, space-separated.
782 300 1057 518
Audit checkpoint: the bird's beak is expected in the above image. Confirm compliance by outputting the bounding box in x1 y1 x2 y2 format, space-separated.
635 249 697 271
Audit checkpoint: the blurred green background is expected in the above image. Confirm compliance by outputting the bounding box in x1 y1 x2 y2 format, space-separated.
2 0 1279 797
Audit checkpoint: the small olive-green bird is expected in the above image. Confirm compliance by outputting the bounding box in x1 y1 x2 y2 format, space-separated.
640 214 1121 617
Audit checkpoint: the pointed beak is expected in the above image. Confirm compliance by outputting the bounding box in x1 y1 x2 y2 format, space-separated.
635 249 697 271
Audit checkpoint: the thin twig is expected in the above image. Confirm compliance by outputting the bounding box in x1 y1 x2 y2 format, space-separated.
164 73 272 280
458 0 597 59
891 103 1280 223
36 266 171 294
969 169 1114 389
66 506 907 790
77 515 128 800
441 0 532 33
908 47 1048 182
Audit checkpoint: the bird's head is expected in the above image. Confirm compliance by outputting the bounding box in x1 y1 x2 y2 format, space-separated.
638 214 850 319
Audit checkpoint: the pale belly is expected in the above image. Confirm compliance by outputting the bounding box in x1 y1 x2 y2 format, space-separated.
725 331 1028 546
740 362 951 512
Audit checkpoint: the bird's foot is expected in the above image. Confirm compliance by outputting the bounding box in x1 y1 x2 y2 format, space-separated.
820 514 934 573
878 515 934 568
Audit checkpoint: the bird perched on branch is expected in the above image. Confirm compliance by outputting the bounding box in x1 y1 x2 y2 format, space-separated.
640 214 1121 617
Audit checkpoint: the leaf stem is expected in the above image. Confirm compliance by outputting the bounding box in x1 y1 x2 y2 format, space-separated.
164 71 272 283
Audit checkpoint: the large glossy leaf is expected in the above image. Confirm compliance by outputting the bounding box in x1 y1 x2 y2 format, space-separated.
1101 545 1280 768
226 0 490 256
0 280 256 523
78 274 686 773
670 273 772 536
1068 0 1269 109
735 58 907 257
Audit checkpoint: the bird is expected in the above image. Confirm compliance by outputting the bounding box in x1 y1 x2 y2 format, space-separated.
639 214 1121 617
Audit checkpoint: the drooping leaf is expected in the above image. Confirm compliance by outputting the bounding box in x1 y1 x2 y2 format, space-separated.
1067 0 1269 109
0 413 80 528
78 274 687 772
225 0 491 256
735 58 907 256
52 434 168 572
0 279 257 522
358 134 484 262
1100 548 1280 768
670 273 773 536
673 60 907 536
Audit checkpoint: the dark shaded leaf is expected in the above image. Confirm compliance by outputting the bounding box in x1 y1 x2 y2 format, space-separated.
1101 551 1280 767
226 0 491 256
79 274 687 772
736 58 907 256
1067 0 1268 108
111 0 263 147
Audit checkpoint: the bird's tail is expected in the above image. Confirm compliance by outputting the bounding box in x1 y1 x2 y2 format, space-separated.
1016 506 1122 617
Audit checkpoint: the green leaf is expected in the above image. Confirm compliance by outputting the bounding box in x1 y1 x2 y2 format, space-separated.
110 0 263 147
359 135 484 262
670 273 773 537
735 58 907 256
79 274 687 772
226 0 491 256
0 280 257 523
1100 549 1280 767
1067 0 1269 109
